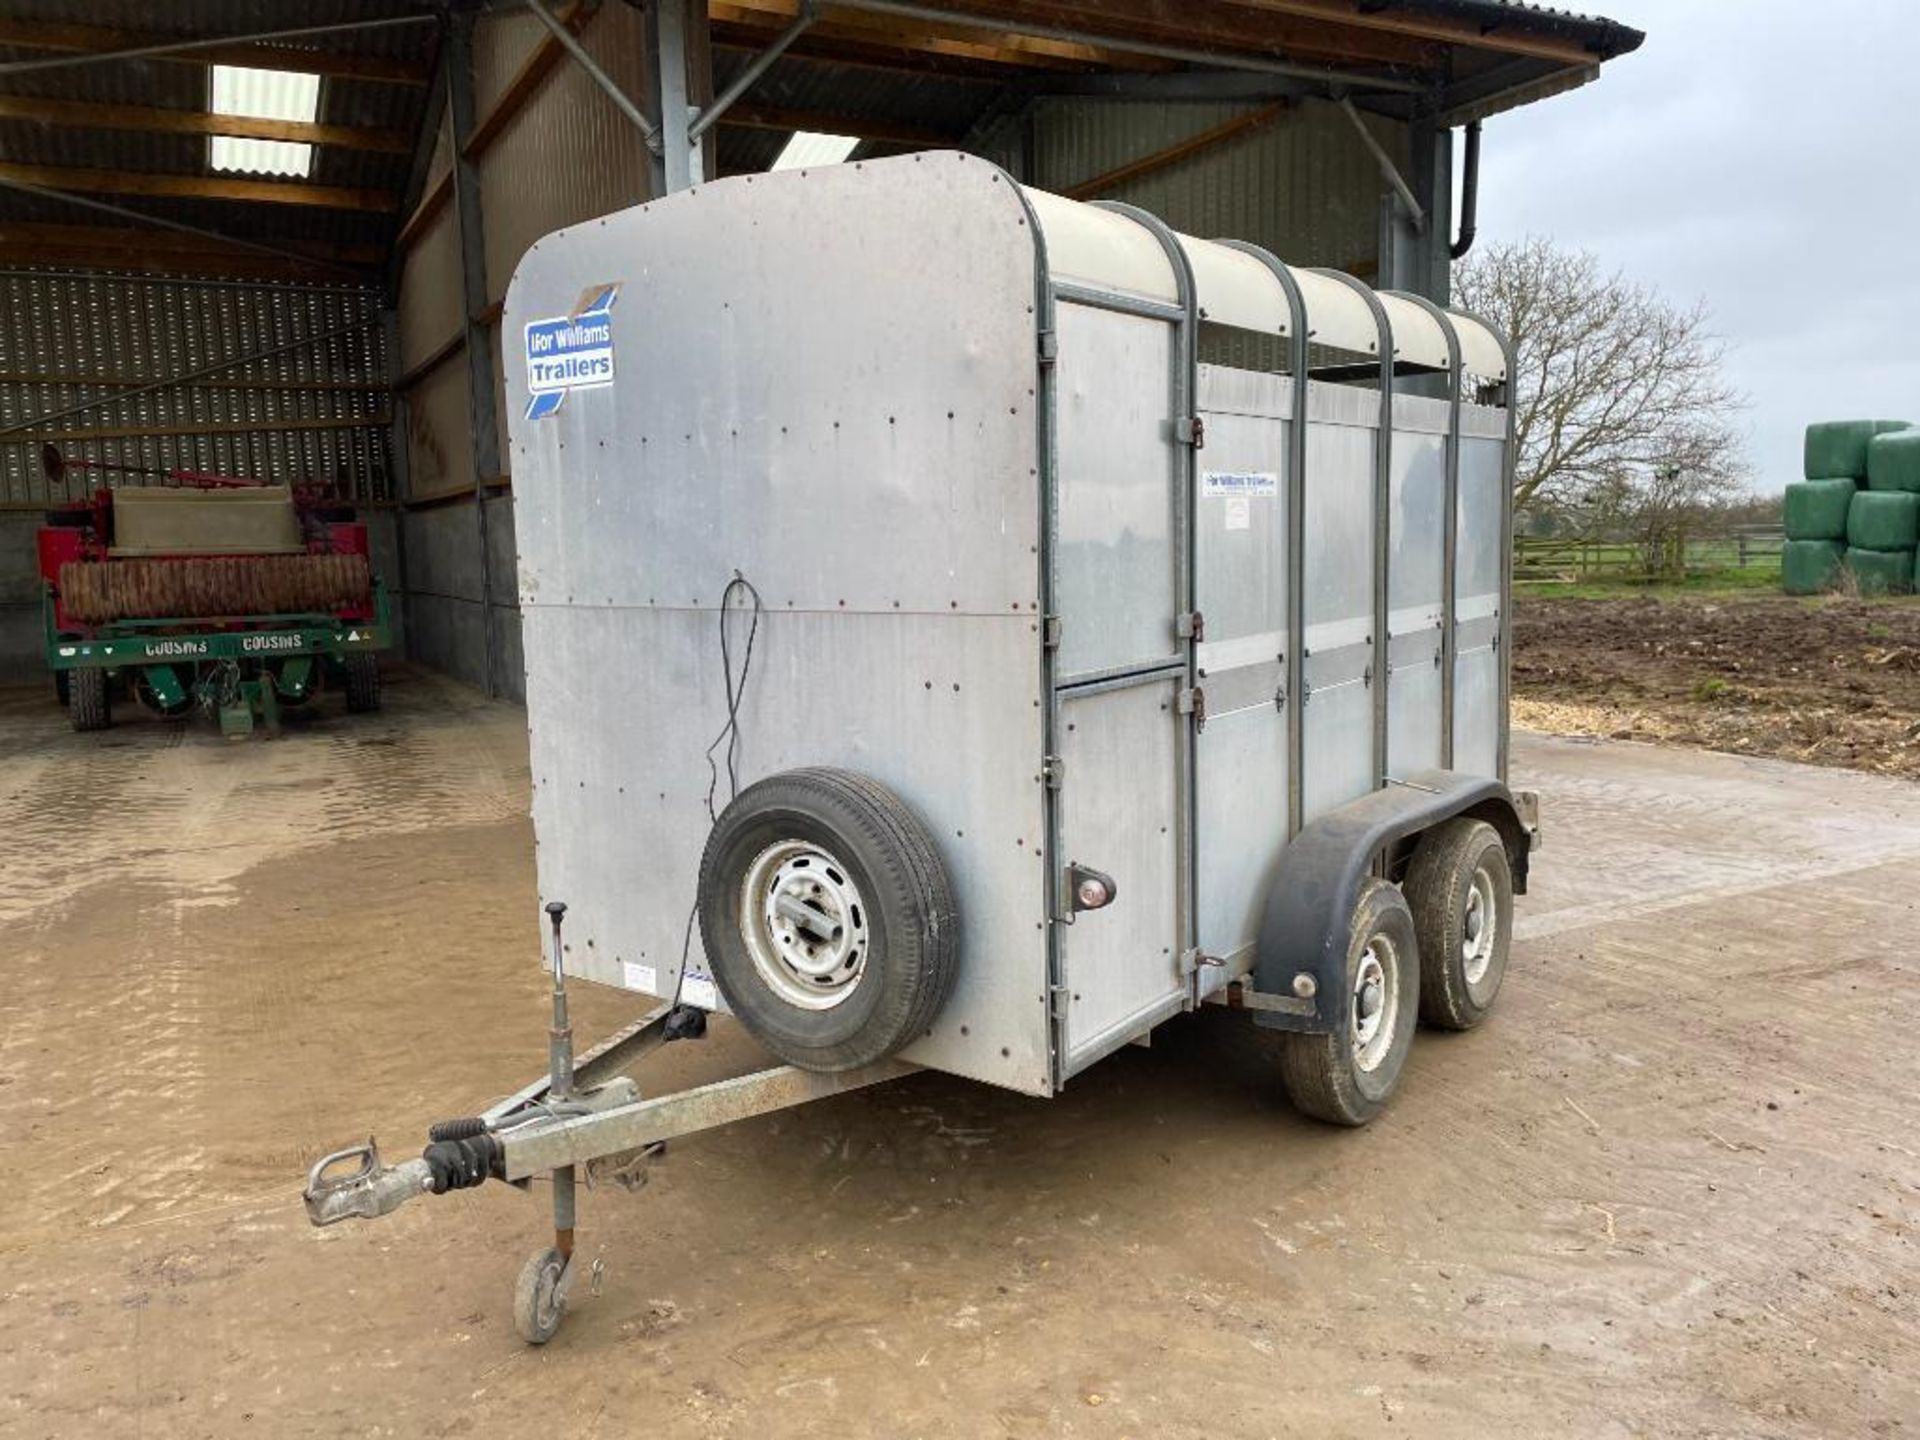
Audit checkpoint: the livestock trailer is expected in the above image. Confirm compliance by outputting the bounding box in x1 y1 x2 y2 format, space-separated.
305 152 1536 1342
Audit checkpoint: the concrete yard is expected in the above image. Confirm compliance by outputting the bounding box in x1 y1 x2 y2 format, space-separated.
1 669 1916 1439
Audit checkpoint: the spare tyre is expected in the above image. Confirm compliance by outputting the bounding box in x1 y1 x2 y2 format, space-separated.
697 768 959 1071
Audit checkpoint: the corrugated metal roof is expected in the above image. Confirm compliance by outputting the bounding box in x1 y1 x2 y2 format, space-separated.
0 0 433 277
1403 1 1643 58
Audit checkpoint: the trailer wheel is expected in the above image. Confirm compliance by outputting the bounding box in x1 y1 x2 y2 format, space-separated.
698 768 959 1072
512 1247 567 1345
1279 878 1418 1127
1405 819 1513 1031
68 666 110 733
342 654 381 713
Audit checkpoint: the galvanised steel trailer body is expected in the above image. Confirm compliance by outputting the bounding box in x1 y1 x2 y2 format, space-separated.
303 152 1535 1342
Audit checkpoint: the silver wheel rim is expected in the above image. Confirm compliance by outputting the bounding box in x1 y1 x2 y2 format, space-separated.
530 1255 564 1334
1351 936 1399 1073
1461 865 1497 988
739 840 869 1010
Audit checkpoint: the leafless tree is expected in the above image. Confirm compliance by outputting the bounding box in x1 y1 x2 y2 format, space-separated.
1453 238 1746 527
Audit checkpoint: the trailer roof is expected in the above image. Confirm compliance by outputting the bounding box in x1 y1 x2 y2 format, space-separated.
1027 178 1508 377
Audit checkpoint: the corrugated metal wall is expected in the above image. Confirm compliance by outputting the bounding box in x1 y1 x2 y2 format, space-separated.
476 5 652 300
979 97 1405 278
390 4 652 700
0 271 390 504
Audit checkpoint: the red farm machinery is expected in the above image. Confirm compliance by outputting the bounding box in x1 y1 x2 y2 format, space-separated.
38 445 391 737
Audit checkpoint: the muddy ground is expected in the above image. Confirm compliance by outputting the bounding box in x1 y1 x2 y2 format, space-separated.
1515 592 1920 780
1 669 1917 1438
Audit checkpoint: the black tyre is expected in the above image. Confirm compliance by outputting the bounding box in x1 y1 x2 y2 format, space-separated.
1279 878 1419 1127
68 666 110 733
1405 818 1513 1031
697 768 959 1072
343 653 381 713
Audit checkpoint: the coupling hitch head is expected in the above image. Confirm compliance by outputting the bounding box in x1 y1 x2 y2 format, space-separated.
302 1139 433 1227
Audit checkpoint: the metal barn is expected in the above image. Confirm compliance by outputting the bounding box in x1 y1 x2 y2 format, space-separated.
0 1 1641 698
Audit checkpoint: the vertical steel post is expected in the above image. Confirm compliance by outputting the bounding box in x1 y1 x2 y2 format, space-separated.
1402 114 1452 303
645 0 703 195
1009 183 1067 1087
380 304 415 653
446 13 501 699
545 902 577 1259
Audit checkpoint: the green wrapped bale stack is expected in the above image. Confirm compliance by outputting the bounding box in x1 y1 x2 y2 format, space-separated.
1845 547 1914 595
1848 490 1920 551
1783 539 1846 594
1867 429 1920 492
1806 419 1909 480
1783 478 1856 540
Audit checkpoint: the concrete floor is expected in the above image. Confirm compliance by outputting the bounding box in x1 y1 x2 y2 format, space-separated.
1 668 1916 1439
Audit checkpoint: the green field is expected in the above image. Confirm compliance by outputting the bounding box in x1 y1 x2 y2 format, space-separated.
1513 534 1783 596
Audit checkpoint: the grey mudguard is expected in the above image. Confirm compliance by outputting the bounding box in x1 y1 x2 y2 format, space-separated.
1251 770 1531 1033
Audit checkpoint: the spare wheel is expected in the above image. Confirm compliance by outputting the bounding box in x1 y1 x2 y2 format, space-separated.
697 768 959 1071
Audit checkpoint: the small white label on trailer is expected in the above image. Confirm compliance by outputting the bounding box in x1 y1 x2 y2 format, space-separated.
1224 496 1251 531
1201 470 1278 499
621 961 658 994
523 282 622 420
680 971 720 1011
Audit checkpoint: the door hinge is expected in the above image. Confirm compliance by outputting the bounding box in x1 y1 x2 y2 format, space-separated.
1179 948 1226 978
1038 328 1058 366
1177 686 1207 732
1042 754 1065 789
1175 414 1205 448
1048 983 1071 1021
1176 610 1205 643
1042 614 1063 650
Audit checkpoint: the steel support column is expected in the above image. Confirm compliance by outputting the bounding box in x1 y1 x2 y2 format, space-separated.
446 13 501 698
645 0 705 195
1373 110 1453 304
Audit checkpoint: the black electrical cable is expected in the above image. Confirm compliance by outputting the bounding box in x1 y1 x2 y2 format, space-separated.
671 571 764 1010
704 571 764 822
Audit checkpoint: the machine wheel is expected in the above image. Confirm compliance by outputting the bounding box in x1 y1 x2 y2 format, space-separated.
1279 878 1419 1127
512 1247 568 1345
342 654 381 713
1405 819 1513 1031
698 768 959 1072
68 666 111 733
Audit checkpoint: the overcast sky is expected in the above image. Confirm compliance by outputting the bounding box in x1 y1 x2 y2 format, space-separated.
1471 0 1920 493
